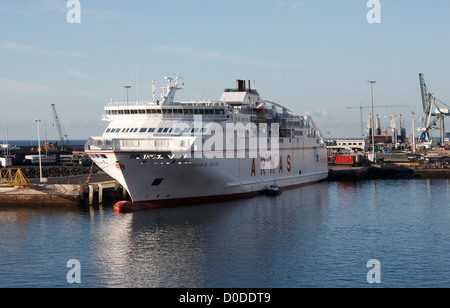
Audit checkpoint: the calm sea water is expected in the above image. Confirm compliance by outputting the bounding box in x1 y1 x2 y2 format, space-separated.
1 179 450 288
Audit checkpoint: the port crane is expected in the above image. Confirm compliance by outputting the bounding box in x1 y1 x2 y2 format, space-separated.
51 104 69 146
346 104 408 139
418 73 449 146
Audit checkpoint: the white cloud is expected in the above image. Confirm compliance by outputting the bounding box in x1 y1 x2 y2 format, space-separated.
276 1 305 9
0 40 87 58
304 108 330 123
68 70 95 80
152 44 300 68
0 78 52 94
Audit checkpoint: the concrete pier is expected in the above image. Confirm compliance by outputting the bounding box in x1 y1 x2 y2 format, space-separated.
0 171 128 207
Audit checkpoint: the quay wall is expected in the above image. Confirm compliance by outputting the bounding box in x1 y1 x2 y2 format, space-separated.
328 164 450 181
0 182 127 207
0 185 81 206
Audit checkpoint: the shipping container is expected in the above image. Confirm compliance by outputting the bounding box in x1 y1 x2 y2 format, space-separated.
335 155 354 165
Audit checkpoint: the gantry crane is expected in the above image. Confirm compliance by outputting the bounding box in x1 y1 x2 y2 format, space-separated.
346 104 408 139
51 104 69 146
418 73 449 146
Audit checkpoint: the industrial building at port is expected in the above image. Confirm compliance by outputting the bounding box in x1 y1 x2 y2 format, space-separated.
328 74 450 167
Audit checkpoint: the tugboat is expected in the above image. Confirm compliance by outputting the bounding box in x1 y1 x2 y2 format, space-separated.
264 183 282 196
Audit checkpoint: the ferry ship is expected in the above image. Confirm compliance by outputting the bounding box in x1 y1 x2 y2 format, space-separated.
85 75 328 212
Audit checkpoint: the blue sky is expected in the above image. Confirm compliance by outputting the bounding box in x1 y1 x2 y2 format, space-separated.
1 0 450 141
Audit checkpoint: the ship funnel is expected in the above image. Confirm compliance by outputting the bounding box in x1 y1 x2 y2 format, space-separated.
236 80 246 92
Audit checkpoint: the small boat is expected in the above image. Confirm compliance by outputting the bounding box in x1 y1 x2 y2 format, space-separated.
265 184 282 196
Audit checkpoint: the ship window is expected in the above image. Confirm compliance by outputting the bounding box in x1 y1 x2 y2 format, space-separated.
156 109 161 114
158 128 163 133
122 128 126 132
148 128 155 133
116 129 121 133
139 109 145 114
125 110 131 114
151 178 164 186
133 128 138 132
105 128 111 133
140 128 147 133
131 110 137 114
118 110 124 115
163 128 169 133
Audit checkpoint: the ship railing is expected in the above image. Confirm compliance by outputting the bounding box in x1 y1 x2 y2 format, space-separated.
106 101 156 107
85 137 194 153
85 137 114 151
162 114 227 120
103 113 228 121
106 100 228 107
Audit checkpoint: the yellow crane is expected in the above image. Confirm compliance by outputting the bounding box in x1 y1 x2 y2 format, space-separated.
0 168 32 188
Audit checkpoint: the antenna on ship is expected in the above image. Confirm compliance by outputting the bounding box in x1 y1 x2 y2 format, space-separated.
160 73 183 106
136 66 139 102
152 80 156 104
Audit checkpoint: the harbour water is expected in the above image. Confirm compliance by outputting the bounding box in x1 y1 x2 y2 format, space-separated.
1 179 450 288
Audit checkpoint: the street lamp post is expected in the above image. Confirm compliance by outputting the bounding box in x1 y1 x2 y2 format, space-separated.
35 119 43 183
367 81 376 163
411 111 416 153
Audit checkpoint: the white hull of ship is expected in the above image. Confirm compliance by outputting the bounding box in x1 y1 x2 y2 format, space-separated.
88 146 328 207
